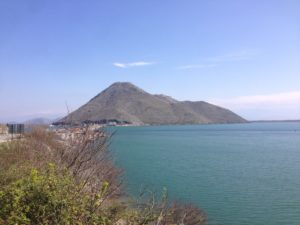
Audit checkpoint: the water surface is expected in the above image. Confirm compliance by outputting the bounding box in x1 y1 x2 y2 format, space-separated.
111 122 300 225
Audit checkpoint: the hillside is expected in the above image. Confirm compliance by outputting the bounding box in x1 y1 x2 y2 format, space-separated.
61 82 247 125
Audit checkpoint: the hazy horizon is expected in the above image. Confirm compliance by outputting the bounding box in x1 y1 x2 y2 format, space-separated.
0 0 299 122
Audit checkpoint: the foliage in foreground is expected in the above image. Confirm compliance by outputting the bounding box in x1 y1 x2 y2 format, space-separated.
0 127 207 225
0 164 112 225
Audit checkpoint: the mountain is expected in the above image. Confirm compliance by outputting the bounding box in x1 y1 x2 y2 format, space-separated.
61 82 247 125
24 117 53 125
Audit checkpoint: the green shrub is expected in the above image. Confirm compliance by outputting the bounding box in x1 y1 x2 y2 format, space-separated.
0 164 111 225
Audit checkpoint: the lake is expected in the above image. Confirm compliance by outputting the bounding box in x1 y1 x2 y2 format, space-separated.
111 122 300 225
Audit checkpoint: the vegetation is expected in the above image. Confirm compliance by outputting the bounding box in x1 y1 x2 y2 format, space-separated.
0 127 206 225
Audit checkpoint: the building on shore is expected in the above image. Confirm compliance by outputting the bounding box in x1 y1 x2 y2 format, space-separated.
6 124 25 134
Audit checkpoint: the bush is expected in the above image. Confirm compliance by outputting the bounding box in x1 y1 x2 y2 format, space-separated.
0 127 122 197
0 164 111 225
122 189 207 225
0 127 207 225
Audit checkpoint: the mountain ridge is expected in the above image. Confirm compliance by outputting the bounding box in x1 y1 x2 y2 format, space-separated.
61 82 247 125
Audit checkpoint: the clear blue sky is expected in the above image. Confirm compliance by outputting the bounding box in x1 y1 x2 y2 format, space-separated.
0 0 299 122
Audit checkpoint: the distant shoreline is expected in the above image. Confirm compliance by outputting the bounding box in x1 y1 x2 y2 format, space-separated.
250 120 300 123
113 120 300 128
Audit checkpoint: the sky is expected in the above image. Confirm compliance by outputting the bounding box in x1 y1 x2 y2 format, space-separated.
0 0 299 122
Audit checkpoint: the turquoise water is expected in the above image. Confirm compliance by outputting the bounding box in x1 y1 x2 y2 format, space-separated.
111 122 300 225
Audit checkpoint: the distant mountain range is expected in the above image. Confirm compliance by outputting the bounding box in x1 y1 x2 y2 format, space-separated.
24 117 53 125
23 117 62 125
61 82 247 125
